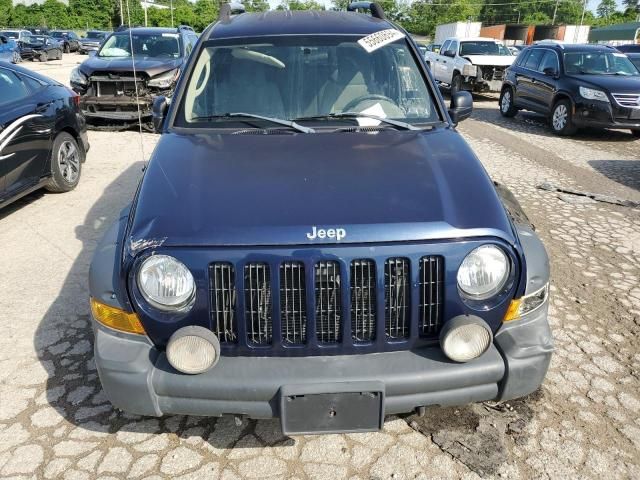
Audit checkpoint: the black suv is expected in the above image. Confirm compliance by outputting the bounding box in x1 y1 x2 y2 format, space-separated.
50 30 81 53
70 26 199 124
499 43 640 137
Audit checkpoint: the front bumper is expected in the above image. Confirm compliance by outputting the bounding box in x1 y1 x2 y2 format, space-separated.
573 98 640 130
93 305 553 431
79 95 153 121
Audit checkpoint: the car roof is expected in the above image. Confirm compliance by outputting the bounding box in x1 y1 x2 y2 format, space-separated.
208 10 395 40
116 27 182 35
532 43 617 52
0 61 59 85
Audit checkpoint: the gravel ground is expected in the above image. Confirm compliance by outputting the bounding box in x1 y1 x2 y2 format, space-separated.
0 54 638 480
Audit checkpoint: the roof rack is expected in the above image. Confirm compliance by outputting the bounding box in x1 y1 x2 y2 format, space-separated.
533 39 565 48
178 25 194 32
219 2 246 21
347 2 385 20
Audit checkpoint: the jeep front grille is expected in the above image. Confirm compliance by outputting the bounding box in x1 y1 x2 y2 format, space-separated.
419 256 444 336
208 255 444 353
315 261 342 343
385 258 410 339
209 263 237 342
351 259 377 343
244 263 272 345
280 262 306 344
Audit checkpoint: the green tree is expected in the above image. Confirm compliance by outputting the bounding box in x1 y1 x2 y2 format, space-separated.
0 0 12 27
596 0 617 19
192 0 218 31
245 0 269 12
278 0 326 10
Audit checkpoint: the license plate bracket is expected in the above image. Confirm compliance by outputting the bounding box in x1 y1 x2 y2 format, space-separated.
280 382 385 435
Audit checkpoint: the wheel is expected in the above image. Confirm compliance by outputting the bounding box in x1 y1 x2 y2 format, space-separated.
39 51 48 62
12 51 20 64
550 99 577 136
631 130 640 138
45 132 83 193
451 73 463 96
64 43 70 53
499 87 518 118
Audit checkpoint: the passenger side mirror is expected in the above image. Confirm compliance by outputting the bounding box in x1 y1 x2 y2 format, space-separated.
152 96 169 134
543 66 558 77
443 50 456 58
449 91 473 124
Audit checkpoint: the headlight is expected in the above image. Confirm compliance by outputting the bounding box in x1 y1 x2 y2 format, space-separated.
166 326 220 374
148 68 179 88
70 67 87 86
579 86 609 103
440 315 492 363
457 245 510 300
137 254 195 310
504 283 549 321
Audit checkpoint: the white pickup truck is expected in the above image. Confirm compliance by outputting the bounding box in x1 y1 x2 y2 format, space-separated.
425 37 516 94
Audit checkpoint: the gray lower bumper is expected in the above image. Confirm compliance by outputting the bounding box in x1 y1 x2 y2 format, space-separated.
94 306 553 421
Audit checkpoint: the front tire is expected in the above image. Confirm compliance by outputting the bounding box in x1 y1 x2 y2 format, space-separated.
45 132 83 193
39 51 48 62
451 73 463 96
499 87 518 117
12 51 20 64
64 43 70 53
631 130 640 138
550 99 577 136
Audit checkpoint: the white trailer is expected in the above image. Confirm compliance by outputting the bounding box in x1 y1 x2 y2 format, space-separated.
434 22 482 45
562 25 590 44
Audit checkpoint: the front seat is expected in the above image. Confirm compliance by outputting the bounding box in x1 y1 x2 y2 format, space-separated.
318 44 373 114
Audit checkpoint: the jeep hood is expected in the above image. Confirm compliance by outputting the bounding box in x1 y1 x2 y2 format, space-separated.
463 55 515 67
79 56 181 77
128 129 515 250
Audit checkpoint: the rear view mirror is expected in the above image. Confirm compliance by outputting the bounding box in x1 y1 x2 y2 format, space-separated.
152 96 169 133
449 91 473 124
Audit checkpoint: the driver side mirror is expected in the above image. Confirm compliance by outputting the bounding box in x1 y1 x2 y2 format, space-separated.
152 96 169 134
543 66 558 77
449 91 473 124
443 50 456 58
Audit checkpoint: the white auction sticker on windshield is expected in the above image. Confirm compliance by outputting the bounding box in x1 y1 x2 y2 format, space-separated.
358 29 405 53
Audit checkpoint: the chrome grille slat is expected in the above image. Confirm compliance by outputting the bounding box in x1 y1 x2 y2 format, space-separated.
209 263 237 342
244 263 272 345
351 259 376 343
419 256 444 336
385 258 410 339
280 262 306 344
315 261 342 343
612 93 640 108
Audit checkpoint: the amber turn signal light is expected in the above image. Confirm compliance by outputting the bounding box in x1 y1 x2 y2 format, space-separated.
90 298 146 334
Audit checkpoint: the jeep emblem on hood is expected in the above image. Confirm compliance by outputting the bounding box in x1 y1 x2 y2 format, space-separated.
306 226 346 241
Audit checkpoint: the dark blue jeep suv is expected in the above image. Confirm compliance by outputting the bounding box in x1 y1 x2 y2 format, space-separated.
89 3 553 435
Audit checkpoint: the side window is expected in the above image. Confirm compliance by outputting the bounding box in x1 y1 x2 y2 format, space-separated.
524 49 545 70
0 69 30 106
448 41 458 56
538 51 559 73
441 40 451 55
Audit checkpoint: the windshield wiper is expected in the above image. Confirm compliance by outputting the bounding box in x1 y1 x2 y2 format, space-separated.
190 112 314 133
295 112 422 131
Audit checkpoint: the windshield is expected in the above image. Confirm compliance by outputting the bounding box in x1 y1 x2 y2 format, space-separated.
87 32 106 39
460 41 511 56
564 51 639 76
629 56 640 70
1 31 19 39
30 36 45 45
178 35 439 128
99 32 180 58
50 31 66 38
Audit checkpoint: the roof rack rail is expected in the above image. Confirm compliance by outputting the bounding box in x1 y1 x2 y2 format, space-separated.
219 2 246 21
177 25 194 32
347 2 385 20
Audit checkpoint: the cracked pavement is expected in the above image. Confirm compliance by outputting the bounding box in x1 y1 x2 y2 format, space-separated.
0 55 638 479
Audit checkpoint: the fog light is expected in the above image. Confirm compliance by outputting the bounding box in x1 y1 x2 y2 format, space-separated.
166 326 220 374
440 315 492 363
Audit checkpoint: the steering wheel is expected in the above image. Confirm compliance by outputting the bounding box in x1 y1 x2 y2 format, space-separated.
342 94 398 114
